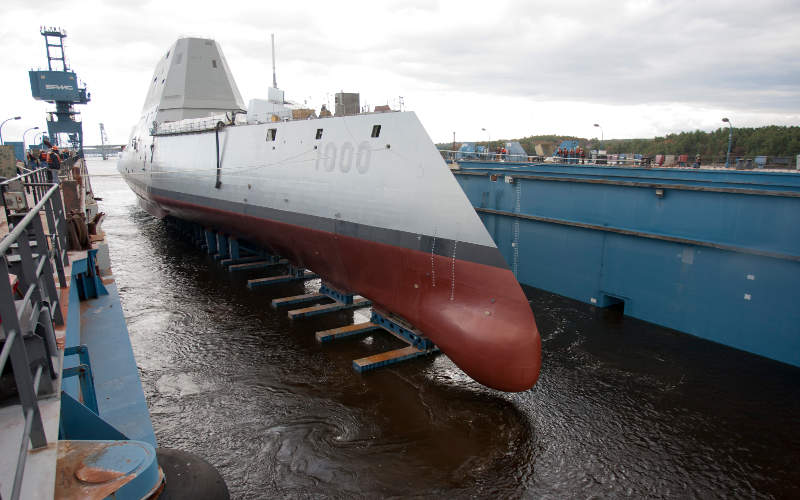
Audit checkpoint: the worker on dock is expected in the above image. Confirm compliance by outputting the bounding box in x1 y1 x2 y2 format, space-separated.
26 150 38 168
47 146 61 182
694 153 701 168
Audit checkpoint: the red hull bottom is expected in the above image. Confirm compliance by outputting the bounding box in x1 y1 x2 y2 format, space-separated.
146 192 541 391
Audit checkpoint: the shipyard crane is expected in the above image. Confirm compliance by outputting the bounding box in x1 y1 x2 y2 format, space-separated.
29 27 90 153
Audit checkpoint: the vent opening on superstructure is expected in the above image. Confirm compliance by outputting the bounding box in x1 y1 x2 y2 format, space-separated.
267 128 277 141
212 59 217 68
371 125 381 138
315 129 323 140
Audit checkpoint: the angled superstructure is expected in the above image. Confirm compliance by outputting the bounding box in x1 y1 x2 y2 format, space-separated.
141 38 245 123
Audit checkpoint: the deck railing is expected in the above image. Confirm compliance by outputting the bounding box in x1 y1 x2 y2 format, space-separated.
440 149 800 170
0 168 69 500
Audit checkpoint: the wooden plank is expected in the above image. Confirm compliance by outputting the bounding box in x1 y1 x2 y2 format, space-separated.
287 297 371 319
247 270 317 289
270 292 324 309
227 258 287 272
315 322 378 343
219 255 267 268
352 346 428 372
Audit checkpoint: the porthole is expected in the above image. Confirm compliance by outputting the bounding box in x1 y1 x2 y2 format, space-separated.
266 128 277 142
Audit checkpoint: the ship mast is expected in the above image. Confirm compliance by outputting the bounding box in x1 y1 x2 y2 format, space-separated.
271 33 277 89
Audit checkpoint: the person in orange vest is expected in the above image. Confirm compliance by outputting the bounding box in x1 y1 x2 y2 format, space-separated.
580 147 586 164
44 146 61 182
49 146 61 170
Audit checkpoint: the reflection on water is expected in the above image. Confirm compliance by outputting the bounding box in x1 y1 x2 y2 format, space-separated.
91 159 799 499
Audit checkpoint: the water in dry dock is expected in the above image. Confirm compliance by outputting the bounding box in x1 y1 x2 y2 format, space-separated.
88 159 800 499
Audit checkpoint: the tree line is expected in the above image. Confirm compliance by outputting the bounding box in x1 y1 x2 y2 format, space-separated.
440 126 800 158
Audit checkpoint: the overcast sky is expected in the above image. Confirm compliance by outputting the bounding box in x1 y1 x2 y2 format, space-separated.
2 0 798 147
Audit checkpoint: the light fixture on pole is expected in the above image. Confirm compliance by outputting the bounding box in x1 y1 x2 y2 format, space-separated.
23 126 40 164
481 127 491 151
0 116 22 145
593 123 603 142
722 118 733 168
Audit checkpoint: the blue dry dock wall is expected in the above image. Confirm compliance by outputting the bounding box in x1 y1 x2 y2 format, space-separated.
454 163 800 367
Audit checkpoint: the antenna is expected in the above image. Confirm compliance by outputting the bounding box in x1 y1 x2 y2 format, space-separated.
271 33 277 89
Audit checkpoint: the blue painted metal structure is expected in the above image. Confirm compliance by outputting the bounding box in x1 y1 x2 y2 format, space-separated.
453 162 800 367
61 248 157 446
28 28 90 151
555 139 579 153
370 310 437 351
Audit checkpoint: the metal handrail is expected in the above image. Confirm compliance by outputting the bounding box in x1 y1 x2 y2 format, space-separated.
440 149 800 170
0 177 69 500
0 167 50 187
0 184 59 255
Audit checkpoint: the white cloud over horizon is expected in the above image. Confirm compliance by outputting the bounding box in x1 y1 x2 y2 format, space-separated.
1 0 798 147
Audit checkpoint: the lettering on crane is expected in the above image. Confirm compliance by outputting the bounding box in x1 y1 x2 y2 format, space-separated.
45 84 74 91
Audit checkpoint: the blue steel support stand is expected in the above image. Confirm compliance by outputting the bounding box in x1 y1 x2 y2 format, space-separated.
315 309 439 372
204 229 217 255
215 233 229 261
62 345 99 414
271 282 371 318
228 237 240 260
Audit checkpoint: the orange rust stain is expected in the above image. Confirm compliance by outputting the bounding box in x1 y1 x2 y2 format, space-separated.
75 465 126 483
56 442 139 500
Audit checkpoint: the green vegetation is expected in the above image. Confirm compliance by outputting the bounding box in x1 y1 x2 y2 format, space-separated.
603 126 800 158
439 126 800 159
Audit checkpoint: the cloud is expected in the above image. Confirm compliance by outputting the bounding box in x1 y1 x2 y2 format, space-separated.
1 0 797 146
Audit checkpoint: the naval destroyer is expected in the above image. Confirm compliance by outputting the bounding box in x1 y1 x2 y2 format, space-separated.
118 37 541 392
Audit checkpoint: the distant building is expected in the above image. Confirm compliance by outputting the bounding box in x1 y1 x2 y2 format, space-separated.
319 104 332 118
335 92 360 116
374 105 392 113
